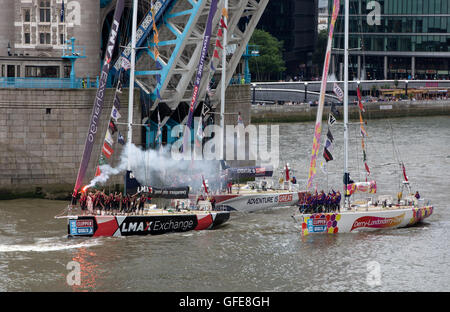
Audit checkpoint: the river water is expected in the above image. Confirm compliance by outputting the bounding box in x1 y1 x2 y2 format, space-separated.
0 116 449 292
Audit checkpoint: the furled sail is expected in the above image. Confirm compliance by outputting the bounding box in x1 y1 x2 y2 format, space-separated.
74 0 125 192
306 0 341 190
181 0 219 153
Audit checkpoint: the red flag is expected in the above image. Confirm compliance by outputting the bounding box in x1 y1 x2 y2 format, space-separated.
213 49 220 59
95 166 101 177
357 87 365 112
401 163 408 182
215 39 223 49
285 164 290 181
217 28 223 38
364 162 371 175
202 175 209 194
102 142 113 159
220 18 227 29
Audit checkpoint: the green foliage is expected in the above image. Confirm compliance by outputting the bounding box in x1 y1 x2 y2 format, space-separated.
249 29 286 81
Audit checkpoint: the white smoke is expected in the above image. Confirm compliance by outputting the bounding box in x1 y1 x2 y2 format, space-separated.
86 143 220 191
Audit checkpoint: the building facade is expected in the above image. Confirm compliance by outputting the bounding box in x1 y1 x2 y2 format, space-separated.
330 0 450 80
258 0 319 80
0 0 101 81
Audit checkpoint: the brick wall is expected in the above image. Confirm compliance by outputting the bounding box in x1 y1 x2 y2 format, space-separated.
0 88 141 195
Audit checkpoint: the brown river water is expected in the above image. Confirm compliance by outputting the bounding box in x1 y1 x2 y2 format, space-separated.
0 116 449 291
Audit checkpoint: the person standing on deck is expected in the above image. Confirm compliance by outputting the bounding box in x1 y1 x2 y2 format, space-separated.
71 190 78 210
87 192 94 215
80 192 87 215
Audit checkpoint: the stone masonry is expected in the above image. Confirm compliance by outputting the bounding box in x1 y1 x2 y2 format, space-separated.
0 88 141 195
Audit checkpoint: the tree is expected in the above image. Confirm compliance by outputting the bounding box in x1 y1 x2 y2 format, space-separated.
249 29 286 81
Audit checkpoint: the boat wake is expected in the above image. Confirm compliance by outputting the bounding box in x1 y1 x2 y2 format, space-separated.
0 237 101 253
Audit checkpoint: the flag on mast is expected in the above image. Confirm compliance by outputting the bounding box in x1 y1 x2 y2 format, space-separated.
306 0 340 190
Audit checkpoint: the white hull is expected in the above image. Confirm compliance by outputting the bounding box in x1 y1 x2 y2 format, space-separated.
212 191 305 213
293 205 433 235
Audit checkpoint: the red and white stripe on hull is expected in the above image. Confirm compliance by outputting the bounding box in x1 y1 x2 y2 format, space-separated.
67 211 230 237
296 206 433 235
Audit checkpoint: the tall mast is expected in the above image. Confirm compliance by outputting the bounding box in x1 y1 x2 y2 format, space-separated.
343 0 349 205
127 0 138 172
220 0 228 164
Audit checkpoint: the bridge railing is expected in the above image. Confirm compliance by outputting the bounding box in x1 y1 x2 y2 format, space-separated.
0 77 100 89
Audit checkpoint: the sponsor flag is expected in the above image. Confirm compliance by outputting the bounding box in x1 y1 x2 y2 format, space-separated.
357 87 365 112
105 130 114 146
109 119 118 134
401 162 408 182
202 175 209 194
215 39 223 49
60 1 65 23
328 113 336 127
121 57 131 70
327 128 334 143
113 92 121 109
111 106 121 121
220 17 227 29
306 0 340 190
364 162 371 175
333 82 344 101
102 142 114 159
118 131 125 145
325 138 333 150
95 166 101 177
359 111 368 137
323 147 333 162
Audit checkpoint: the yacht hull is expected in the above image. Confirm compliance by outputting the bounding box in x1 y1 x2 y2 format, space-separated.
211 191 306 213
293 206 433 235
66 211 230 237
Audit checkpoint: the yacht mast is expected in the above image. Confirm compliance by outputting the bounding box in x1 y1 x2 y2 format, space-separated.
220 0 228 165
343 0 349 206
127 0 138 172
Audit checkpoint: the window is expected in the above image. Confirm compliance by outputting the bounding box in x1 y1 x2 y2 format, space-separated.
39 32 51 44
23 9 30 22
60 34 64 45
24 33 30 44
40 1 51 22
25 66 59 78
64 66 71 78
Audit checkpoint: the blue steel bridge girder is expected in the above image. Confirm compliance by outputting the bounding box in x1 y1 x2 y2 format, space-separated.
133 0 268 116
